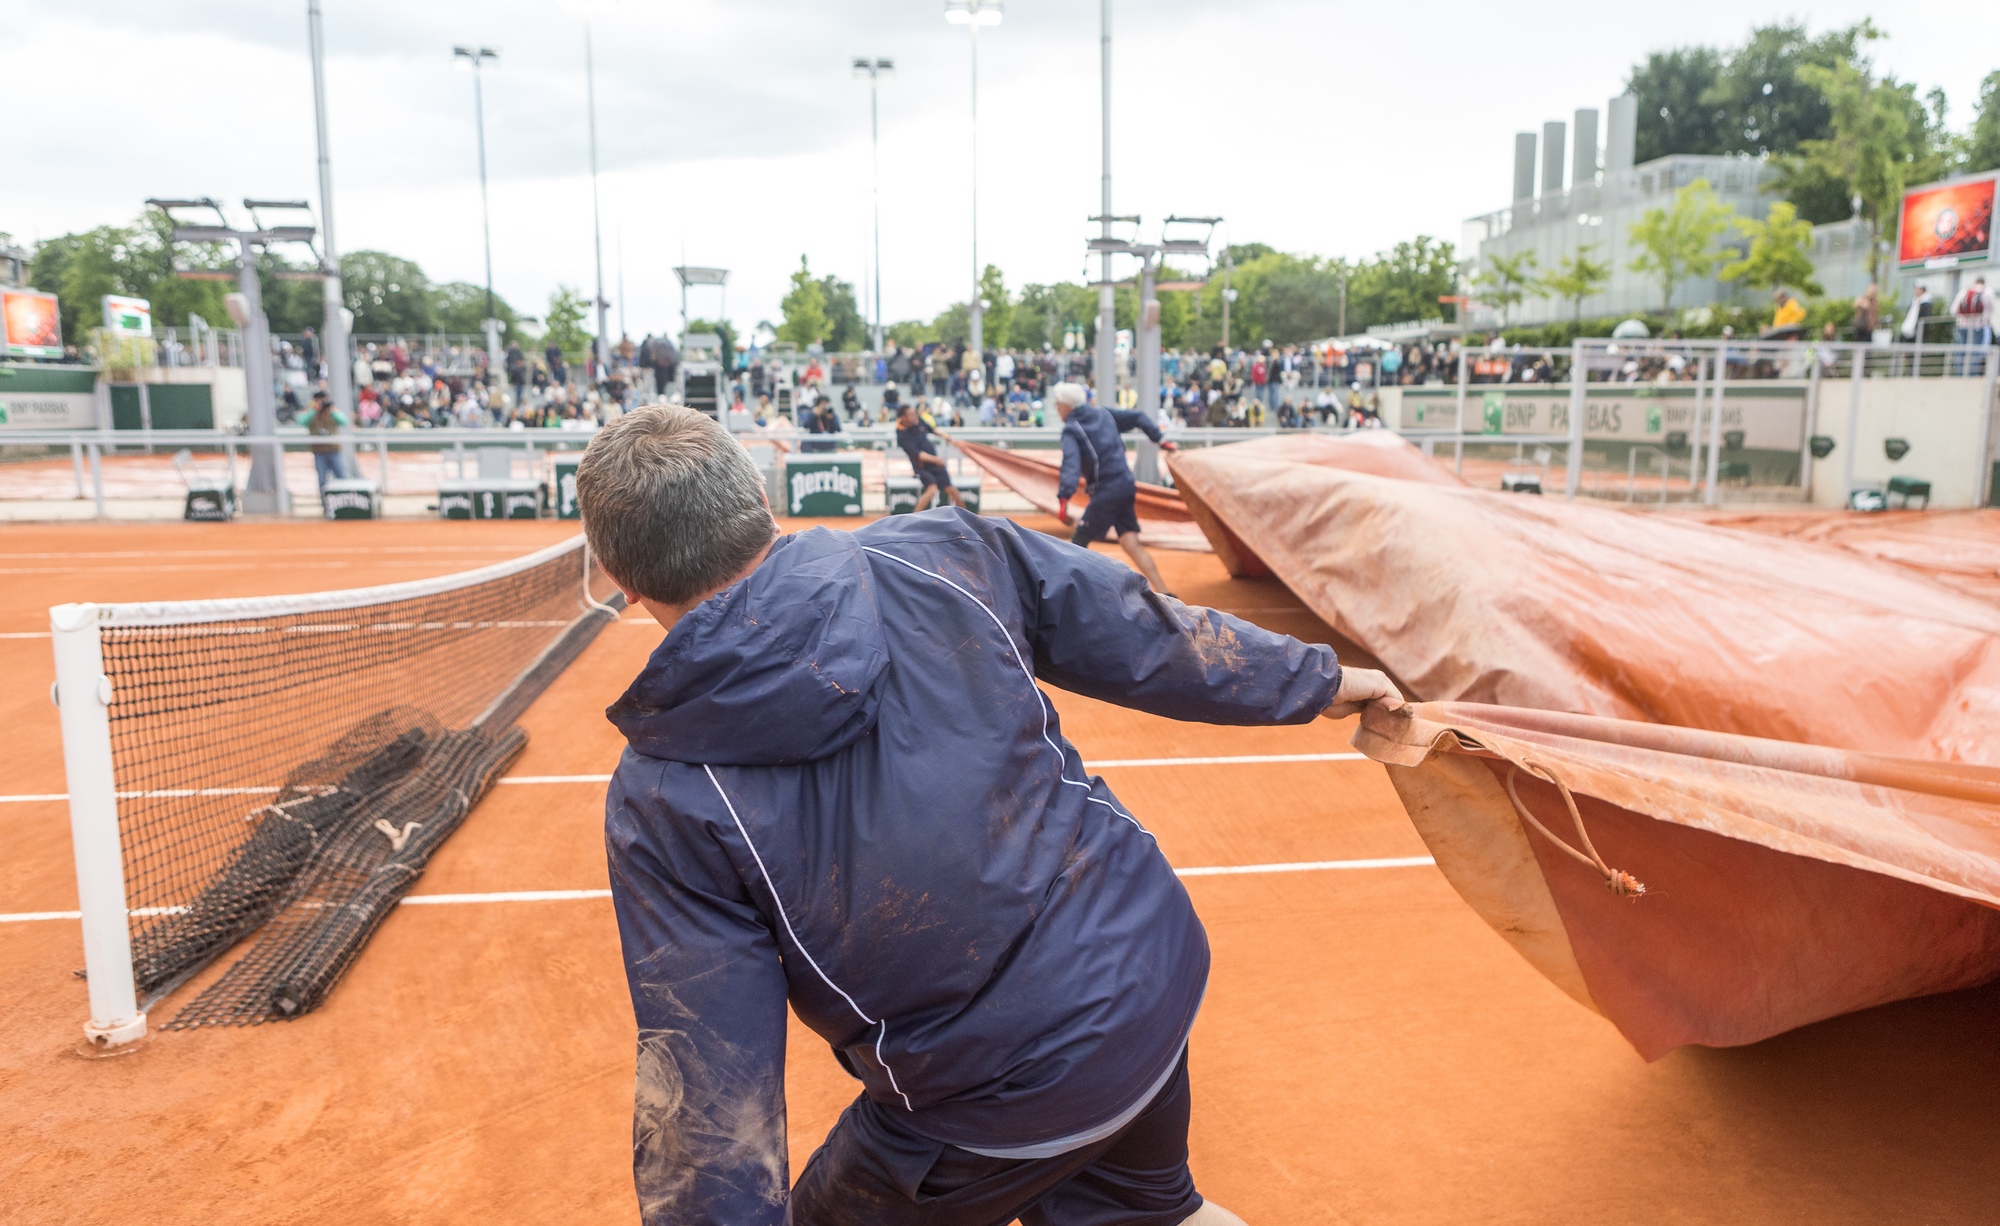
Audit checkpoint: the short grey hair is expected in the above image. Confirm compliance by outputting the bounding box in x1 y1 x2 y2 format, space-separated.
577 407 776 605
1052 381 1089 409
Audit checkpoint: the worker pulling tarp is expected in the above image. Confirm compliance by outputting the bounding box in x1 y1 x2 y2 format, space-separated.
1352 702 2000 1059
1168 437 2000 762
947 435 1211 551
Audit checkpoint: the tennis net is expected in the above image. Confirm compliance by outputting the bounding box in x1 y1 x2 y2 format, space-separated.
51 535 623 1043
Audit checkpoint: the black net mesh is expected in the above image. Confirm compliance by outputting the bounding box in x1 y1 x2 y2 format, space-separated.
93 538 623 1026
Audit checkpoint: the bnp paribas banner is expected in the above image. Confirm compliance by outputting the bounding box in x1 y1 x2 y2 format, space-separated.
1394 383 1807 451
0 365 99 429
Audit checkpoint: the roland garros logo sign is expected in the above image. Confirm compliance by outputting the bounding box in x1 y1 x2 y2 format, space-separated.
790 467 859 512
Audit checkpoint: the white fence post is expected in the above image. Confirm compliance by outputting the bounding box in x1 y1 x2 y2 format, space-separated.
49 602 146 1047
1706 342 1727 506
1565 340 1586 498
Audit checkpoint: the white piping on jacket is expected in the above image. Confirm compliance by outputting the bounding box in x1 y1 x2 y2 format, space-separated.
859 545 1150 838
702 763 915 1111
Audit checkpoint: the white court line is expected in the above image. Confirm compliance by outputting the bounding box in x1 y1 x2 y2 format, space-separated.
3 753 1376 804
0 631 52 639
0 857 1437 923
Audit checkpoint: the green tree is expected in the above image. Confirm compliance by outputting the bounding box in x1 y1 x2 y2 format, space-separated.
976 264 1013 352
930 301 970 348
28 214 234 350
1012 281 1097 350
431 281 520 341
1720 201 1823 296
1539 244 1612 323
816 273 866 350
887 319 939 348
1344 237 1457 333
1474 250 1539 326
1792 59 1941 285
1630 46 1729 163
778 256 830 348
1969 70 2000 173
1704 21 1877 155
543 285 592 360
341 250 434 335
1627 179 1736 310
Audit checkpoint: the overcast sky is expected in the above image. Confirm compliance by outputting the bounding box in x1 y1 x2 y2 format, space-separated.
8 0 1996 340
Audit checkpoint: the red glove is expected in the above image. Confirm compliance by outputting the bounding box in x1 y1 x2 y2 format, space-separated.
1057 498 1070 524
1160 440 1179 452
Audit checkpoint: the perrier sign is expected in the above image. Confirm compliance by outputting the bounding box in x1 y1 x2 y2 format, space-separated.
784 457 864 516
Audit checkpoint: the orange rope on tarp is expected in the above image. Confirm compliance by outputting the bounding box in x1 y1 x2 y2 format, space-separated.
1504 759 1647 898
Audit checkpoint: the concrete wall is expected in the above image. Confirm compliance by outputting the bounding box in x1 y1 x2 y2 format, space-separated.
1808 373 1999 509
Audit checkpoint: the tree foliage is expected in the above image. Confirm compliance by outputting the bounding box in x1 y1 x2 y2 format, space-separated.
431 280 521 340
340 250 434 335
1474 250 1539 325
976 264 1013 352
816 272 866 351
1629 22 1878 163
1627 179 1737 310
1539 244 1612 323
28 212 234 349
1969 70 2000 174
1345 237 1458 333
543 285 592 360
777 255 829 348
1720 201 1823 295
1789 58 1952 284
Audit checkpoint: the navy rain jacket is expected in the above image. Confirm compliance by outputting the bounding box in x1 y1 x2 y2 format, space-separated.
1057 405 1163 501
603 511 1341 1225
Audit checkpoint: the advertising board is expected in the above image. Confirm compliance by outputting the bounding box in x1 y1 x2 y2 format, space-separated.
1 288 63 358
1897 174 1997 270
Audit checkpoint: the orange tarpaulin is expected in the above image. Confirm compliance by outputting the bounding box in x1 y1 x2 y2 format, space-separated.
1355 703 2000 1059
1168 437 2000 762
947 436 1211 550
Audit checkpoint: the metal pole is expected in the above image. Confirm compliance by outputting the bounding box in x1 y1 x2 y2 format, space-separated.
50 603 145 1047
1978 344 1999 507
1137 252 1160 447
585 19 610 376
967 18 983 355
308 0 356 478
71 439 84 498
1705 342 1726 505
1565 339 1585 498
1843 342 1864 506
89 442 105 517
1801 347 1822 501
470 56 501 375
1093 0 1114 408
870 68 884 354
1453 344 1467 472
237 234 289 515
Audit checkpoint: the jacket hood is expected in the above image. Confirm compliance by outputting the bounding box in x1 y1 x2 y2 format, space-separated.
607 529 889 765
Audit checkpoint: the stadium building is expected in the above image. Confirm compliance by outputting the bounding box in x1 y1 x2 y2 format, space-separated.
1465 97 1874 326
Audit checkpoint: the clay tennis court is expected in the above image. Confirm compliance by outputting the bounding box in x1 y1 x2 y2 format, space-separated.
4 516 1997 1223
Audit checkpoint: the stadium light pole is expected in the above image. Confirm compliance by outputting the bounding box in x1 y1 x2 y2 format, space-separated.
306 0 356 480
945 0 1001 357
584 17 611 377
452 45 502 378
853 56 895 354
1095 0 1114 408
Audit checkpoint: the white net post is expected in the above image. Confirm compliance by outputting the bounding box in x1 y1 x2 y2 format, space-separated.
1565 340 1587 498
50 602 146 1047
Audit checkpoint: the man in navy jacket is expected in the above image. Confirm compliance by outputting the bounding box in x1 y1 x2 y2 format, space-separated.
1053 382 1173 596
577 407 1403 1226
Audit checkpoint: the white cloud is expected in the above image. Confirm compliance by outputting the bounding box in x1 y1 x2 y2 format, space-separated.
7 0 1996 340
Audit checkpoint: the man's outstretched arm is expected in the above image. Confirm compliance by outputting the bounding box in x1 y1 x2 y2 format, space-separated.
608 764 792 1226
987 517 1401 724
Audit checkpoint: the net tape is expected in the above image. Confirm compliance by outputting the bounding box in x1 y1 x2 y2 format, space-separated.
89 536 623 1026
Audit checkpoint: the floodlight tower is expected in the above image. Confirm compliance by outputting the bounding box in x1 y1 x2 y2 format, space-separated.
945 0 1001 355
149 198 321 514
853 56 895 353
584 18 610 375
306 0 354 421
453 44 504 377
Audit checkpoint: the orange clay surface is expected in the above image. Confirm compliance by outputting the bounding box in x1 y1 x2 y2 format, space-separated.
2 516 1997 1224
